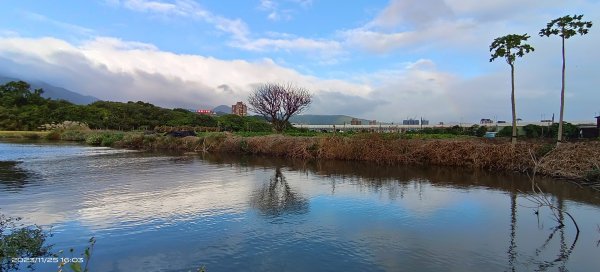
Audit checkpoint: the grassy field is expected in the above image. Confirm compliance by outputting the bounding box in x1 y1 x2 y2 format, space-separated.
0 131 49 139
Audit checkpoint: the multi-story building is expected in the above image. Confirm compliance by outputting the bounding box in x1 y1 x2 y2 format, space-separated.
232 102 247 116
403 119 419 125
196 109 214 115
350 118 362 125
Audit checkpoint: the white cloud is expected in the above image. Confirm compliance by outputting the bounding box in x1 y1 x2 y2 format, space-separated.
2 34 599 122
110 0 249 40
341 0 590 54
342 19 477 53
2 0 600 123
22 11 95 36
258 0 313 21
0 36 368 110
232 36 342 56
110 0 341 59
259 0 292 21
368 0 454 30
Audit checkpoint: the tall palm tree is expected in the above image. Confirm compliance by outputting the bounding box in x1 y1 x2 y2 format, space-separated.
540 15 592 144
490 34 535 145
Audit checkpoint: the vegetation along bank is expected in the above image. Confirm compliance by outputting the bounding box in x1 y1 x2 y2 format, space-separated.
3 127 598 189
1 80 599 188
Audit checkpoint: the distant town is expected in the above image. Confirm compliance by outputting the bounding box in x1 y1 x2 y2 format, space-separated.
191 101 599 138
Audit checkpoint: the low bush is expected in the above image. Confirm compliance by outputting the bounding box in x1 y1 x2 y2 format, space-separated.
60 130 88 141
100 133 124 147
45 130 61 140
84 132 124 146
497 126 512 137
116 132 145 148
85 133 104 145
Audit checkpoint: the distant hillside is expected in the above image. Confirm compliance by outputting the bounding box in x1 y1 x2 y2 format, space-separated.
212 105 231 115
0 76 99 105
290 115 374 125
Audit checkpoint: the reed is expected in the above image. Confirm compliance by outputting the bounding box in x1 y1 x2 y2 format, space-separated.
34 129 600 182
210 134 599 182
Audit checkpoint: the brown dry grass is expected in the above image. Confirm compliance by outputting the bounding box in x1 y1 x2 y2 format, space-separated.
208 134 600 182
119 132 599 182
538 141 600 180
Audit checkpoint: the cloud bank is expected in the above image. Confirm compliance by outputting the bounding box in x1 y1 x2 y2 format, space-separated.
1 33 599 122
0 0 599 122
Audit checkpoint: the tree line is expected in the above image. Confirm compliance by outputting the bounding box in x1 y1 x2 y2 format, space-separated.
0 80 272 132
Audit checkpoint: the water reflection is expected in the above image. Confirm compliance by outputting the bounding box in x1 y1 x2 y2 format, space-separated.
201 154 600 206
1 142 600 272
508 190 517 272
528 197 579 271
0 161 34 191
250 167 309 217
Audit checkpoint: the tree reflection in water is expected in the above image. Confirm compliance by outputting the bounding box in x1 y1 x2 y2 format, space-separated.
0 161 32 191
511 192 580 271
250 167 309 217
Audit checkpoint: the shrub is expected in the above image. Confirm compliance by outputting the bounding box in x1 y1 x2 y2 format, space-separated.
85 133 103 145
475 125 488 137
100 133 124 147
536 143 555 157
117 132 145 148
60 130 88 141
45 130 61 140
245 120 272 132
497 126 512 137
23 133 41 140
523 124 543 138
546 122 579 139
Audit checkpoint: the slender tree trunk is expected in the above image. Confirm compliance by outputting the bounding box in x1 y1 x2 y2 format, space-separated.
557 36 566 144
511 63 517 145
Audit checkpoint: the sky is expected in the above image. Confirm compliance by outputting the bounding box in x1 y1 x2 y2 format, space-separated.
0 0 598 123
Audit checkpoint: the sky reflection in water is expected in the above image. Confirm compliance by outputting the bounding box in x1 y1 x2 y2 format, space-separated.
1 142 599 271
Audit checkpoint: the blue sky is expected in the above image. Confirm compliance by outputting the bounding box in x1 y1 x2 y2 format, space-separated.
0 0 599 122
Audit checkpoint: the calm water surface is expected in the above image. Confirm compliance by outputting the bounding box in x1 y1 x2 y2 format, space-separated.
1 141 600 271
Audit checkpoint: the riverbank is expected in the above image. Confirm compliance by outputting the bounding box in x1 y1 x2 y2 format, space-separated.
214 135 600 186
0 131 49 139
2 130 599 188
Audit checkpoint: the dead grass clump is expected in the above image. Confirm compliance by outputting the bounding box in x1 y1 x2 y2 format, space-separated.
130 133 600 181
538 142 600 180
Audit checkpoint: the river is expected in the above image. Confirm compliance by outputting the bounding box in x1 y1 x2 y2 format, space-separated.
1 141 599 271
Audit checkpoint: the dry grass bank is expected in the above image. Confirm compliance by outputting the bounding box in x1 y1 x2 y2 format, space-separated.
35 129 598 185
209 134 600 184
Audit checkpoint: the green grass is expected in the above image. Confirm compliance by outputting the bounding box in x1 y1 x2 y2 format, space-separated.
234 131 273 137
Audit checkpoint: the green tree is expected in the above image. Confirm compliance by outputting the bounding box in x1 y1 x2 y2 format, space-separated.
490 34 535 145
539 14 592 144
218 114 246 131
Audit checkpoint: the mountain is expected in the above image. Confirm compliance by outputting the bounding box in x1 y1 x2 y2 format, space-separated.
212 105 231 115
289 115 375 125
0 76 99 105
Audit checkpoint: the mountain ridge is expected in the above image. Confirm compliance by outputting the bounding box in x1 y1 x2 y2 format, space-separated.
289 114 375 125
0 75 100 105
